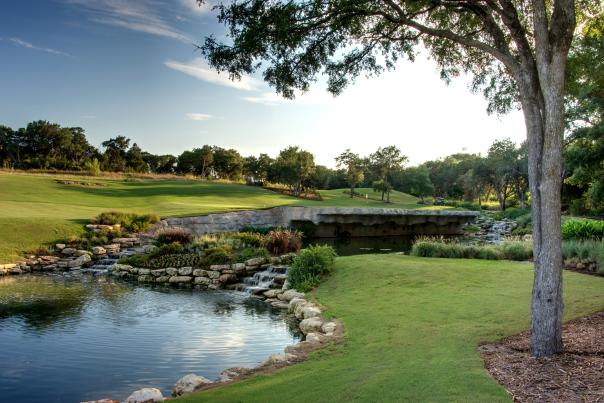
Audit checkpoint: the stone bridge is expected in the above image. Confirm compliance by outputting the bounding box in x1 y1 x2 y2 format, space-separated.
154 207 479 238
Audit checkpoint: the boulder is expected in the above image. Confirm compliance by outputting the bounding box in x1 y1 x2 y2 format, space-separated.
68 254 91 268
207 271 220 279
219 367 249 383
166 267 178 276
178 266 193 276
192 268 207 277
92 246 106 255
8 266 22 275
151 269 166 276
172 373 213 397
245 257 265 266
81 399 119 403
231 263 246 273
61 247 76 256
142 245 157 254
155 276 170 283
299 317 324 334
259 354 287 367
138 275 154 282
288 298 307 313
279 289 304 301
169 276 192 283
305 332 326 344
322 321 337 335
194 276 211 285
113 264 133 272
218 273 238 283
271 301 290 309
296 304 321 320
75 250 91 257
124 387 163 403
263 289 281 298
137 268 151 275
55 243 66 250
209 264 230 271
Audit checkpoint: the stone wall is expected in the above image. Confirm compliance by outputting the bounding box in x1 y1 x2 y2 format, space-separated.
153 207 479 237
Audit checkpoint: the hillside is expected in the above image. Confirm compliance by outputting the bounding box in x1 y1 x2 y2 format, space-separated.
0 172 431 263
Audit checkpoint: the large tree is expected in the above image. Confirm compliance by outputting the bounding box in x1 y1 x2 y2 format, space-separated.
369 146 407 203
335 149 365 198
197 0 596 356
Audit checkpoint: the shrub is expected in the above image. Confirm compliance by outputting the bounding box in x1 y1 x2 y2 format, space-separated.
84 158 101 176
93 211 160 232
562 218 604 240
232 232 265 248
148 253 204 269
491 207 531 220
569 198 589 216
202 246 234 266
264 229 303 255
148 242 184 258
118 254 150 267
562 239 604 273
239 225 277 235
288 245 337 292
156 228 192 245
237 246 270 262
410 238 531 261
500 240 533 261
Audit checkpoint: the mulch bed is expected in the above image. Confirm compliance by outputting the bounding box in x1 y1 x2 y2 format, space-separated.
480 311 604 402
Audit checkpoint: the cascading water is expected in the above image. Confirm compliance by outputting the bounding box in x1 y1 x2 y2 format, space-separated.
237 266 288 294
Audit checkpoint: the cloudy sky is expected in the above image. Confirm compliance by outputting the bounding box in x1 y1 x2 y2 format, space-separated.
0 0 527 166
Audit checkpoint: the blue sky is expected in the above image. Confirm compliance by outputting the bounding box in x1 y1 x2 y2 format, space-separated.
0 0 527 167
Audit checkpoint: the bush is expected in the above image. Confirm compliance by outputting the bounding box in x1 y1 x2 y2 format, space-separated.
500 240 533 261
562 218 604 240
148 253 204 269
444 200 482 211
93 211 160 232
149 242 184 258
288 245 337 292
232 232 265 248
237 246 270 263
118 254 150 267
410 238 531 261
569 198 589 216
491 208 531 220
202 246 234 266
156 228 192 245
264 229 303 255
239 225 277 235
562 239 604 273
84 158 101 176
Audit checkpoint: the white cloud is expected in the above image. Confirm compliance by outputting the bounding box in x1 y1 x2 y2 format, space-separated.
165 58 260 91
4 37 71 57
66 0 192 42
243 90 332 106
186 112 212 121
180 0 212 14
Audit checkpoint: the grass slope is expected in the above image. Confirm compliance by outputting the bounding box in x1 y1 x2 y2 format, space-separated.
0 173 427 263
178 255 604 403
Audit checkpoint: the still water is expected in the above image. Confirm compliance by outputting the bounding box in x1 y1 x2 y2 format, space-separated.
0 275 301 403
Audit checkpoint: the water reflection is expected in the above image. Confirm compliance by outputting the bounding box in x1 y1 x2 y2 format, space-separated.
305 236 415 256
0 275 301 403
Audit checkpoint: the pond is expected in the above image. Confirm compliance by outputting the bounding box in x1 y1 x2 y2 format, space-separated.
0 275 301 403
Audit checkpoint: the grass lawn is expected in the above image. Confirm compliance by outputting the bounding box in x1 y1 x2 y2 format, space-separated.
0 173 435 263
178 255 604 403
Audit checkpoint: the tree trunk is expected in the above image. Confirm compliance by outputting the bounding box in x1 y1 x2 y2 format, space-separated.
350 183 354 198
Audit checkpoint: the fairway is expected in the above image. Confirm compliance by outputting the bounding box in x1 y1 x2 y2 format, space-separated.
0 173 427 263
177 255 604 402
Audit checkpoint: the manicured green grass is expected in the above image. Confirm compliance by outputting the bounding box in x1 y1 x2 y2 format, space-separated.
178 255 604 403
0 173 429 263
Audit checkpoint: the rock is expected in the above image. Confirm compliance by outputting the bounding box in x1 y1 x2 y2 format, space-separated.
178 266 193 276
166 267 178 276
172 373 213 397
271 301 290 309
207 271 220 279
137 268 151 275
321 321 337 335
92 246 106 255
138 275 154 282
299 305 321 320
156 276 170 283
279 289 304 301
209 264 230 271
142 245 157 253
288 298 307 313
151 269 166 276
299 317 324 334
231 263 246 273
61 247 76 256
113 264 133 272
260 354 287 367
81 399 119 403
219 367 249 382
125 387 164 403
194 276 211 285
263 289 281 298
8 266 22 274
192 268 207 277
68 254 91 268
269 256 282 264
218 273 238 283
245 257 265 266
169 276 192 283
55 243 66 250
104 244 120 254
305 332 326 344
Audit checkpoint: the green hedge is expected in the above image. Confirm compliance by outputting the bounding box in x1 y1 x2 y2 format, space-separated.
288 245 337 292
410 239 533 261
562 218 604 240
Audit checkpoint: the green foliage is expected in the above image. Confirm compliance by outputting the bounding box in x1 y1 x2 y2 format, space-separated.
239 226 277 235
202 247 234 266
236 246 270 263
231 232 265 248
444 200 482 211
491 208 531 220
84 158 101 176
117 254 150 267
147 253 204 269
273 146 315 196
410 238 532 261
264 229 303 255
155 228 192 245
569 198 589 216
93 211 160 232
562 218 604 240
288 245 337 292
562 239 604 273
149 242 184 258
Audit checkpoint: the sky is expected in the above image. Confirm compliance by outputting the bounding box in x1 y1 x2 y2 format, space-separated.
0 0 527 167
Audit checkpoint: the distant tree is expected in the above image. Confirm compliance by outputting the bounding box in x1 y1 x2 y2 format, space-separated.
369 146 407 203
0 125 15 168
213 147 244 180
102 136 130 172
274 146 315 196
486 138 519 211
198 145 214 178
335 149 365 198
126 143 148 173
394 167 434 203
67 127 97 169
143 153 176 174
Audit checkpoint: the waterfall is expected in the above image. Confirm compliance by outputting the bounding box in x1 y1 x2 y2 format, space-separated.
237 266 288 294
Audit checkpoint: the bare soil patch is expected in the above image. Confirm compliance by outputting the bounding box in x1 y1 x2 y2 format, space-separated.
481 311 604 402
